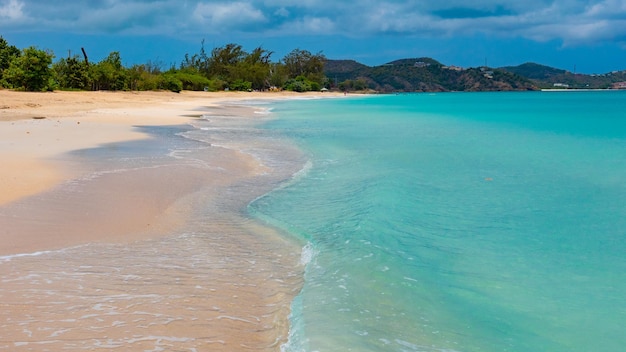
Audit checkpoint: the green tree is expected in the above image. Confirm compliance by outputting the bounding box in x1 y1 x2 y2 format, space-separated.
208 43 246 79
180 42 277 91
0 36 20 84
4 46 54 91
53 55 89 90
282 49 326 84
268 63 288 89
180 39 210 75
180 52 201 73
227 46 273 90
242 47 273 90
90 51 127 90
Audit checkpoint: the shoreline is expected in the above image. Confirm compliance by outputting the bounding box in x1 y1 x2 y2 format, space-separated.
0 89 340 208
0 89 340 350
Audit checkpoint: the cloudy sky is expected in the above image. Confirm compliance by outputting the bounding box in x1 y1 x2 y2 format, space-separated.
1 0 626 73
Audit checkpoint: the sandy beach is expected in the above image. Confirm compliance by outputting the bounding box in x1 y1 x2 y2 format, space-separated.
0 89 336 350
0 89 320 208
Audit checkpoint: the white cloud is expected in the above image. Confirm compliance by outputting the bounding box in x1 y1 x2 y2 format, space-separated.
0 0 25 20
505 1 626 45
193 2 267 30
0 0 184 34
586 0 626 17
274 7 290 17
1 0 626 47
263 0 325 8
279 16 335 34
102 2 184 34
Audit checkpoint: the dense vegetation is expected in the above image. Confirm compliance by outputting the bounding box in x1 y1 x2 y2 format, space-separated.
0 37 326 92
2 36 626 93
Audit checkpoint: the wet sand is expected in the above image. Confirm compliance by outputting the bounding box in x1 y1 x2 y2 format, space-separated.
0 89 336 350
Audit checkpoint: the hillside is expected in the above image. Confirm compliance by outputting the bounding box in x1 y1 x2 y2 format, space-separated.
324 58 537 92
324 59 370 84
324 58 626 92
501 62 566 80
500 62 626 89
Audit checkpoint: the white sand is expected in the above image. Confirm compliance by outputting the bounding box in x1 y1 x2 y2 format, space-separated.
0 89 338 206
0 89 340 351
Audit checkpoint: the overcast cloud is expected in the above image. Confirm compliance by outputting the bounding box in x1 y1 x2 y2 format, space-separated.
2 0 626 45
2 0 626 72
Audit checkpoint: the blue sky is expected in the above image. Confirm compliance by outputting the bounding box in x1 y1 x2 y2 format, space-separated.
1 0 625 73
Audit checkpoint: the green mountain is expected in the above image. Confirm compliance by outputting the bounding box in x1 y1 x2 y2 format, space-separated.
500 62 566 80
324 58 537 92
500 62 626 89
324 59 370 84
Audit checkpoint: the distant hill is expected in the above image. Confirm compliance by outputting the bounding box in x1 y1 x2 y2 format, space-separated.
501 62 626 89
324 58 537 92
324 58 626 92
385 57 443 66
324 60 370 84
324 60 369 73
501 62 566 80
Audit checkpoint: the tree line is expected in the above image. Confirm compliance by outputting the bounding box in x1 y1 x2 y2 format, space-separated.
0 37 327 93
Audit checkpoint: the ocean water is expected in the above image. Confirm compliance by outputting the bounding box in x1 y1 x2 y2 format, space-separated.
250 92 626 352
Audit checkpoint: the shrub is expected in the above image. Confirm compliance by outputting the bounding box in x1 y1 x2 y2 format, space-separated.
136 73 160 90
309 81 321 91
229 79 252 91
206 78 227 91
159 74 183 92
283 75 322 92
170 72 212 91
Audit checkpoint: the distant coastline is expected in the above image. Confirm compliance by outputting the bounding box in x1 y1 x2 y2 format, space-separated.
324 58 626 93
540 88 619 92
3 33 625 94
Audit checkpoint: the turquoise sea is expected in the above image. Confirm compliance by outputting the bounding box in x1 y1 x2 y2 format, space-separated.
249 92 626 352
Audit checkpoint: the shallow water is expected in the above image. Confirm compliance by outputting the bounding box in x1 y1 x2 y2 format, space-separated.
251 92 626 352
0 103 306 351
